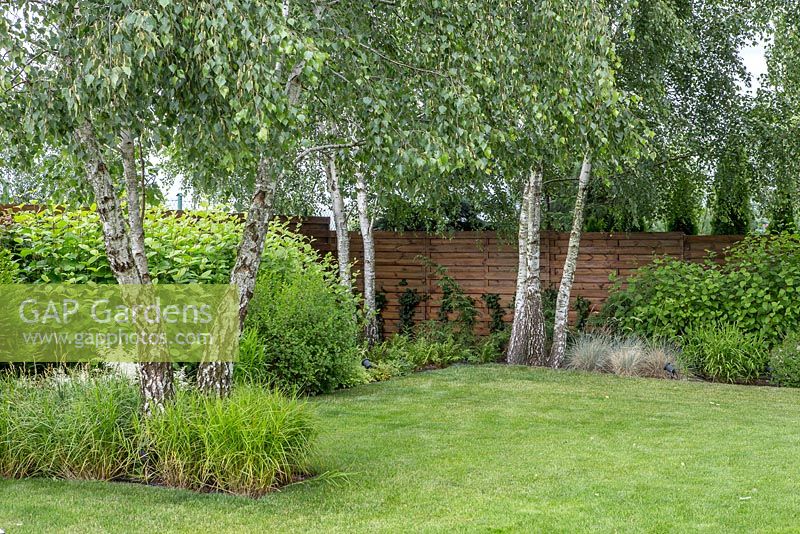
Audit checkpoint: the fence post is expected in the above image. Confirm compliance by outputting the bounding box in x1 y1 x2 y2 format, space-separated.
681 233 687 261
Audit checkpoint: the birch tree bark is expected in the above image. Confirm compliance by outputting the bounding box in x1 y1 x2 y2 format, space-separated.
197 158 279 396
506 168 547 365
356 171 379 346
325 154 352 289
119 131 150 285
506 174 532 364
522 167 547 365
197 0 304 395
549 154 592 368
78 123 174 414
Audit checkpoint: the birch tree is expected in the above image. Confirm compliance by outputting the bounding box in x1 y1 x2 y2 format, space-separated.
461 2 631 366
126 0 323 396
1 0 325 399
545 1 648 368
294 0 498 344
0 1 185 412
325 154 352 289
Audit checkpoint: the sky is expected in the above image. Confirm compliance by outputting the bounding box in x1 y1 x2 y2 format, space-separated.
739 40 768 94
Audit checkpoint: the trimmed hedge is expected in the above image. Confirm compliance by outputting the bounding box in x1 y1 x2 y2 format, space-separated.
3 206 241 284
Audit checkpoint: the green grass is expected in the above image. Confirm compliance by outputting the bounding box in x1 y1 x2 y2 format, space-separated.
2 365 800 532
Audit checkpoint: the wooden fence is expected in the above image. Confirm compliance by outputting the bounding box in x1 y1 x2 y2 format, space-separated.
0 206 743 335
294 219 743 335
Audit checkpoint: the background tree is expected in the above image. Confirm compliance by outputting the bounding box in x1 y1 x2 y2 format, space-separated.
711 141 753 235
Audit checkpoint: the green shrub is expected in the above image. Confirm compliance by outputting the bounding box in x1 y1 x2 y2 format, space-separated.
600 234 800 348
0 372 139 479
0 248 18 283
679 323 767 383
367 322 476 380
143 386 317 497
238 226 366 394
4 206 241 283
769 333 800 387
599 258 723 338
470 330 511 364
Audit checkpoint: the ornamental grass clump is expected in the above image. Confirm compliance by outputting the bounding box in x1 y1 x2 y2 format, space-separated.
0 371 140 480
143 386 318 497
567 334 680 379
679 323 767 383
0 372 319 496
566 335 613 372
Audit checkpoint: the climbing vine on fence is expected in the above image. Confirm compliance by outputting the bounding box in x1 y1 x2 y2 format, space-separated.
397 279 425 335
481 293 507 334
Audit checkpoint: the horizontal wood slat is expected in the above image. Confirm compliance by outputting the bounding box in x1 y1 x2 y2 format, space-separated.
292 219 744 337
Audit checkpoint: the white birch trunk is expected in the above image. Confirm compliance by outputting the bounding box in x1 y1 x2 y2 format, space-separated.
119 131 150 285
325 154 351 290
549 154 592 368
356 171 378 346
523 168 547 365
77 123 173 414
507 168 547 365
506 174 531 364
197 158 279 396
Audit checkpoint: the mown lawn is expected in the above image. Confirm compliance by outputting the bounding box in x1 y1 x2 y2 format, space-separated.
1 364 799 533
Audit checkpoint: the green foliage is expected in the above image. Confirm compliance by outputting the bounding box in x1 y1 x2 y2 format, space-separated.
768 191 797 234
601 234 800 347
573 296 592 332
374 198 494 232
0 247 18 283
3 206 241 284
239 226 365 395
584 179 648 232
0 372 139 480
481 293 507 334
425 260 477 335
367 322 472 380
600 258 722 338
374 289 388 341
366 321 508 382
472 330 511 365
663 169 700 235
769 333 800 388
611 0 757 236
711 144 752 235
542 286 558 343
142 386 317 497
679 323 767 383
